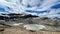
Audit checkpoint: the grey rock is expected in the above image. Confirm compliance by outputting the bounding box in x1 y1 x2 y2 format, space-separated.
44 25 60 31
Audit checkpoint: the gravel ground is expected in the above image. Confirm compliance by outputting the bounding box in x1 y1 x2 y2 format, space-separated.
0 27 60 34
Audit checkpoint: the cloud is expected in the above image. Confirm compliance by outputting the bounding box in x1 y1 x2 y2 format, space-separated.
0 0 60 18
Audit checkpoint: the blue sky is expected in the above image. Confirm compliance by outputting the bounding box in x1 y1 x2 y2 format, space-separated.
0 3 60 14
51 4 60 9
0 0 60 18
26 4 60 14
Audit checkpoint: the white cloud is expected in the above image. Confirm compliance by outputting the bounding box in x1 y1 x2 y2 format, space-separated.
0 0 60 18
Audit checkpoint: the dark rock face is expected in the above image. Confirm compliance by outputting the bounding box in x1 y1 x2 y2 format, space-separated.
0 13 60 26
0 14 38 26
0 14 38 20
0 28 4 32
